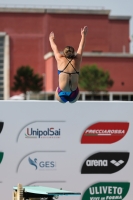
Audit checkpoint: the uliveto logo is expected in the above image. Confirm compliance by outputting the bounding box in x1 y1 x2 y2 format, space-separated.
28 157 56 170
25 127 61 138
0 122 4 134
0 152 4 164
81 122 129 144
82 182 130 200
81 152 129 174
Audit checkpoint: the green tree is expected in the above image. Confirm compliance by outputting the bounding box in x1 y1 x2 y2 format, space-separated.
12 66 43 100
79 64 114 97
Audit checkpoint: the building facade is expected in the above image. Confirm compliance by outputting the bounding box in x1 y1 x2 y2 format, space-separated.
0 7 133 100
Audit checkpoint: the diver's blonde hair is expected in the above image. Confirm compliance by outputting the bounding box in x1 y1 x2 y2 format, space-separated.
63 46 75 59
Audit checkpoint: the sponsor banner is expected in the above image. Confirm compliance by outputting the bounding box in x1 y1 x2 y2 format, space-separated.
28 157 56 170
0 152 4 163
16 151 65 173
81 152 129 174
16 121 64 142
0 122 4 133
81 122 129 144
0 102 133 200
82 182 130 200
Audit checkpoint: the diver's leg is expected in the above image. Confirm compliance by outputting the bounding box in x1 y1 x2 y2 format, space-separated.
69 91 80 103
55 87 66 103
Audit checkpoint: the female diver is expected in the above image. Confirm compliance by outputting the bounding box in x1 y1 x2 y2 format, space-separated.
49 26 88 103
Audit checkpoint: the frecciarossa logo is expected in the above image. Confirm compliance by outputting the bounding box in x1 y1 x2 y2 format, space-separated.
81 152 129 174
81 122 129 144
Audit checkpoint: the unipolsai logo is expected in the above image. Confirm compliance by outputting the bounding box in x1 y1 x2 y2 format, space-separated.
81 122 129 144
25 127 61 138
0 122 4 134
16 121 65 142
82 182 130 200
81 152 129 174
28 157 56 170
0 152 4 164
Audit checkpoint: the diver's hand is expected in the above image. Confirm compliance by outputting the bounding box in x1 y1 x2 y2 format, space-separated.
81 26 88 36
49 32 55 40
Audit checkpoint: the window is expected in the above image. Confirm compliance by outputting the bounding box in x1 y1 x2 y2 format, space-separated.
131 95 133 101
78 94 82 100
102 95 109 101
113 95 120 100
122 95 128 101
85 95 92 100
47 94 54 100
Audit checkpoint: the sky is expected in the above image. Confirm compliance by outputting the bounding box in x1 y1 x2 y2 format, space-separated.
0 0 133 52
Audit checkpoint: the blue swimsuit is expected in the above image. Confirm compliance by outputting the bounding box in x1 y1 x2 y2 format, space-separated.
58 58 79 103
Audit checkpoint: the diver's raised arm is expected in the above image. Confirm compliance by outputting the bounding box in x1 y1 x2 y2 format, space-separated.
77 26 88 56
49 32 61 60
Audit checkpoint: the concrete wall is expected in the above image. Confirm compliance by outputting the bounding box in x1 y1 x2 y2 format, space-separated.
109 19 129 52
46 14 130 53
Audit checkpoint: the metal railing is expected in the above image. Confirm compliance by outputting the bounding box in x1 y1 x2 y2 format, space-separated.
25 91 133 101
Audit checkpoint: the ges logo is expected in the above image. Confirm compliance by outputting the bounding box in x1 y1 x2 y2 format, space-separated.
28 157 56 170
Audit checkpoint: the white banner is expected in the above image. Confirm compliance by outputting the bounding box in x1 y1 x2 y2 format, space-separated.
0 101 133 200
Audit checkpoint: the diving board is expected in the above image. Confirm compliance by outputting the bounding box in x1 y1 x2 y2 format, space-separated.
13 184 81 200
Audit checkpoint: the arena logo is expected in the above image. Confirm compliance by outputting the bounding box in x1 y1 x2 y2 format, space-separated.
25 127 61 138
0 152 4 164
28 157 56 170
0 122 4 134
81 152 129 174
82 182 130 200
81 122 129 144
